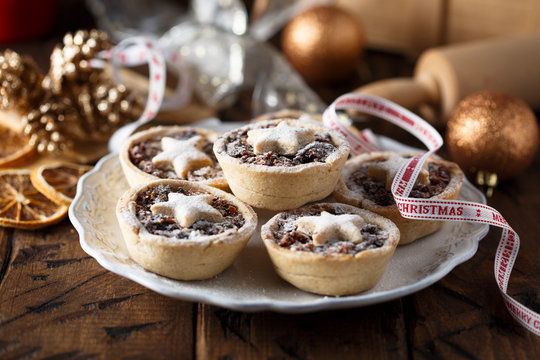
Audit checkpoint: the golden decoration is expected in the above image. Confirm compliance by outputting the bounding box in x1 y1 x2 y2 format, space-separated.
47 29 112 93
281 5 364 84
21 94 83 154
0 29 144 156
73 80 144 141
446 91 539 181
0 49 44 112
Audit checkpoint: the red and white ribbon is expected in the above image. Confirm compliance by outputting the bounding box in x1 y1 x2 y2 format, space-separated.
323 92 540 336
89 37 192 153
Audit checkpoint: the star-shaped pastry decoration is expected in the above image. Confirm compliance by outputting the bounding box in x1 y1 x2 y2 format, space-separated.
150 192 223 228
295 211 365 246
246 122 316 155
152 136 213 178
367 154 429 190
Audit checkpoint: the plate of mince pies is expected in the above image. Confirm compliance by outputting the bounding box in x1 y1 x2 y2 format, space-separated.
70 117 488 313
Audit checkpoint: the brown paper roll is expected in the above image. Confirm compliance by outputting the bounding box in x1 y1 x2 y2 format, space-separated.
356 34 540 125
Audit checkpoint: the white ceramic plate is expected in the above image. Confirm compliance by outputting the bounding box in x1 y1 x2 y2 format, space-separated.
69 121 489 313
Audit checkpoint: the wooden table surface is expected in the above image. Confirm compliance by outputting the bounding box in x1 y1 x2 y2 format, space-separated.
1 10 540 360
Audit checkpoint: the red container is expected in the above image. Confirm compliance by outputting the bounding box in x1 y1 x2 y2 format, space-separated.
0 0 57 43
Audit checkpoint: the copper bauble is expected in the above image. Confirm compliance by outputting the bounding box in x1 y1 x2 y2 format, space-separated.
446 91 539 180
281 5 364 84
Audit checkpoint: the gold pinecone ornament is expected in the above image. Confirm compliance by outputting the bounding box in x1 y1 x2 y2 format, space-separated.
0 49 45 112
48 29 113 93
0 29 145 158
75 80 144 141
46 29 144 143
21 95 84 154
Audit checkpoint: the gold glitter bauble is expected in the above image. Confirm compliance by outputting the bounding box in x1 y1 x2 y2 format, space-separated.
446 91 539 180
281 5 364 84
0 49 45 112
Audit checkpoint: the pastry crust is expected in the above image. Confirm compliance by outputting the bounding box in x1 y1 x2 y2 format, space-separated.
334 151 463 245
253 109 322 123
116 179 257 280
213 119 350 211
261 203 399 296
119 125 228 190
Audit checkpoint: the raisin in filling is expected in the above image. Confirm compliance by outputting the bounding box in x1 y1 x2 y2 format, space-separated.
347 162 451 206
128 130 223 181
135 184 245 239
223 125 338 166
271 204 387 255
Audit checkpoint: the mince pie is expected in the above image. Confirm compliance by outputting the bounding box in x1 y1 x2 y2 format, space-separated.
253 109 322 123
213 119 350 211
261 202 399 296
119 125 227 189
334 151 463 245
116 179 257 280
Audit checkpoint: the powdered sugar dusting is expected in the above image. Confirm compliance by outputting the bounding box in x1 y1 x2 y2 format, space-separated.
296 211 365 246
246 122 316 155
150 192 223 228
152 136 213 178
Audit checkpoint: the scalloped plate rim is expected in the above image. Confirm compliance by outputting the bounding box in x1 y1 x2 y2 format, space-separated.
69 134 489 313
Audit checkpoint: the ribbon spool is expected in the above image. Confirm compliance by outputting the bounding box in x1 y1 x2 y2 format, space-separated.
323 93 540 336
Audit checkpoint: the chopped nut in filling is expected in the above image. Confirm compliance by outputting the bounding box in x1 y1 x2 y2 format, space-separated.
271 204 388 255
129 130 223 181
135 184 244 239
346 161 451 206
221 123 338 166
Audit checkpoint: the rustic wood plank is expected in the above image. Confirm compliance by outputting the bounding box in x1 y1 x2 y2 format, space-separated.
0 220 195 359
0 227 12 287
407 152 540 357
196 301 409 359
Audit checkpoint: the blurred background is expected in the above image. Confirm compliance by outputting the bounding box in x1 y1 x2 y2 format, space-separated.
3 0 540 119
1 0 539 182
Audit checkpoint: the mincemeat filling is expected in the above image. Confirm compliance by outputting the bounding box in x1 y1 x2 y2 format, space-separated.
128 130 223 181
222 125 338 166
347 162 451 206
135 184 244 238
271 204 387 255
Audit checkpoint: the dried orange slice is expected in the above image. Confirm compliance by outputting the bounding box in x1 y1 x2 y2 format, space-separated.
0 169 68 229
0 123 36 168
30 162 93 206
